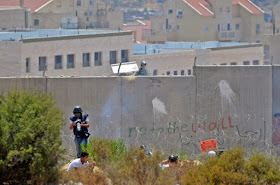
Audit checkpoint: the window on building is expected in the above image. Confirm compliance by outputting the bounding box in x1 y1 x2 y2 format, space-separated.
153 70 158 76
94 52 102 66
219 8 222 12
174 71 178 75
70 0 74 7
253 60 259 65
243 61 250 65
227 23 231 30
226 7 230 12
177 10 182 18
77 0 81 6
67 54 75 68
218 24 222 31
34 19 39 26
90 0 94 6
55 55 63 70
230 62 237 65
26 58 30 73
168 10 173 14
39 57 47 71
110 51 117 64
236 24 240 30
256 40 261 43
256 24 261 34
220 63 227 65
177 25 180 30
169 25 172 30
167 71 170 75
83 53 90 67
205 26 209 32
181 70 185 75
121 50 128 62
188 69 191 75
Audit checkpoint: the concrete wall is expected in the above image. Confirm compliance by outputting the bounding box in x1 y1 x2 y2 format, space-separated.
0 8 31 29
264 34 280 65
0 66 278 156
0 41 21 77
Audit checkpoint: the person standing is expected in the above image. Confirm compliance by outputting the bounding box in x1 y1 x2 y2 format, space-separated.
69 106 90 157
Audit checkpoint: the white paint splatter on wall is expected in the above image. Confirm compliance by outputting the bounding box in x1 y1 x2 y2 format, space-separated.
152 97 167 122
218 80 236 114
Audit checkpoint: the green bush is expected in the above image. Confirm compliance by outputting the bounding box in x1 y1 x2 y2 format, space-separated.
0 91 65 184
182 148 280 185
84 136 127 166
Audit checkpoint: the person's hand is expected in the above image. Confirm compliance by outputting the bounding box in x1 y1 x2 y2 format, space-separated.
72 121 76 126
92 161 96 166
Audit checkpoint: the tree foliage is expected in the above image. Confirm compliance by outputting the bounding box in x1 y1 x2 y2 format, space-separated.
0 91 65 184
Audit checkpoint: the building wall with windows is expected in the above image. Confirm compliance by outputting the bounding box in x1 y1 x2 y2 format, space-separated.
0 0 123 30
273 1 280 34
132 44 264 76
144 0 264 43
0 31 133 77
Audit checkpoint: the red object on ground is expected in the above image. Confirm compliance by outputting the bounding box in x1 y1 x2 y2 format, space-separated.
200 139 217 152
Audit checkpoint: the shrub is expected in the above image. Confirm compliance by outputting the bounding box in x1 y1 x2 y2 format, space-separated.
84 136 127 166
246 151 280 184
0 91 65 184
181 148 280 185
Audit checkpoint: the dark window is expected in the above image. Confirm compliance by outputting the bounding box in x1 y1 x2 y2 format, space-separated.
94 52 102 66
227 23 231 30
188 69 191 75
55 55 63 69
236 24 240 30
243 61 250 65
34 19 39 26
121 50 128 62
39 57 47 71
256 24 261 33
167 71 170 75
153 70 157 76
26 58 30 73
174 71 178 75
90 0 94 6
168 10 173 14
220 63 227 65
83 53 90 67
218 24 222 31
226 7 230 12
181 70 184 75
77 0 81 6
110 51 117 64
230 62 237 65
67 54 75 68
253 60 259 65
177 25 180 30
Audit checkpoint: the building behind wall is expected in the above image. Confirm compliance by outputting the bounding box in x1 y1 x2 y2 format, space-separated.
143 0 264 43
0 0 123 30
0 30 133 77
132 42 264 76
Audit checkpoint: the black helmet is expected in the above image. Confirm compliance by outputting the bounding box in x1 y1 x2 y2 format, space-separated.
169 155 178 162
73 106 83 114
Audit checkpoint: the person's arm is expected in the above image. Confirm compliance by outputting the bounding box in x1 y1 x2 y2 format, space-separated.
81 121 89 128
81 116 89 128
69 121 76 130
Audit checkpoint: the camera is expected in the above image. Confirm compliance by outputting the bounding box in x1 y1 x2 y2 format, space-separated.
76 119 81 131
